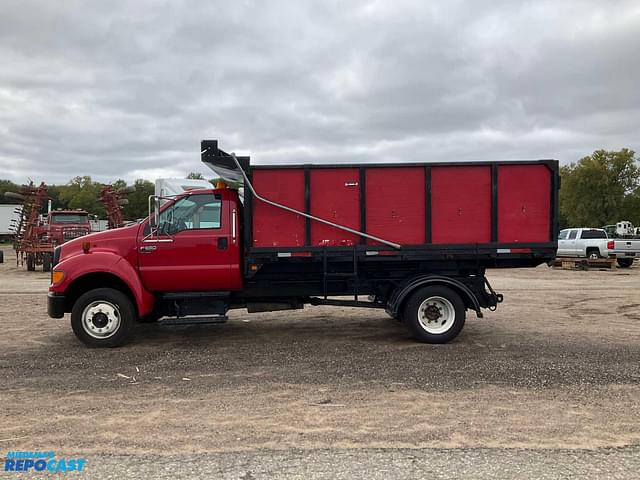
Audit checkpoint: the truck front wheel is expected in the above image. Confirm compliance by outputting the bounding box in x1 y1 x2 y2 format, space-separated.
71 288 135 348
587 249 601 260
402 286 466 344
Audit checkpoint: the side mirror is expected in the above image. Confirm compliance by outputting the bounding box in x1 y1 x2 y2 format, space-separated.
148 195 161 230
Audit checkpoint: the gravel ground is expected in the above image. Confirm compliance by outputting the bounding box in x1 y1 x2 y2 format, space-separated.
32 447 640 479
1 246 639 478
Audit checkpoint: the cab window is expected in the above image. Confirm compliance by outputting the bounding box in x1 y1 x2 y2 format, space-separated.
558 230 568 240
579 229 607 239
568 230 578 240
158 194 222 235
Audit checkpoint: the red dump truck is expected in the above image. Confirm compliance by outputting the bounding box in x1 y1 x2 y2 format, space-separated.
48 140 559 347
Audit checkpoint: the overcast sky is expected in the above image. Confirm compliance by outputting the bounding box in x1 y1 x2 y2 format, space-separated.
1 0 639 185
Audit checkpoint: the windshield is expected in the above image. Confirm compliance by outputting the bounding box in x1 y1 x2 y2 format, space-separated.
50 214 89 224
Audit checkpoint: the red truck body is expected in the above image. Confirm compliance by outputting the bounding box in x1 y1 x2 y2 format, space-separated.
43 210 92 245
19 209 91 272
250 163 552 248
48 140 559 348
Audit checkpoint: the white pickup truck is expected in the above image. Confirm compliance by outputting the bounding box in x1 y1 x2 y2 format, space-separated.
557 228 640 267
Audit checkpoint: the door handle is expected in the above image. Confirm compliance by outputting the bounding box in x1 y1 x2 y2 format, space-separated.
139 245 157 253
217 237 228 250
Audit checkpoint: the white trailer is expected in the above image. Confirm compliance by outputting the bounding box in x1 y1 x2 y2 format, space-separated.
0 204 22 236
154 178 212 198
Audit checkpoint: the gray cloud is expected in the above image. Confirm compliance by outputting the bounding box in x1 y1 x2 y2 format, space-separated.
1 0 639 184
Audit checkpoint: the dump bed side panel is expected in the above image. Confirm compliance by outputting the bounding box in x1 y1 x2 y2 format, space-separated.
310 168 360 246
431 166 492 244
252 169 305 247
498 164 551 243
365 167 426 245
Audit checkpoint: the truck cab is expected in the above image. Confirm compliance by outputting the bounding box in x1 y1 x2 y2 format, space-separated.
138 188 242 292
48 187 243 346
44 209 92 245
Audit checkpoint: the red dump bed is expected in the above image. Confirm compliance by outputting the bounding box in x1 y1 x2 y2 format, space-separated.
249 162 556 249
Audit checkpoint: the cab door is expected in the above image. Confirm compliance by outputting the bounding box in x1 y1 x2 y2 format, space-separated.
566 229 579 256
137 193 238 292
556 229 570 256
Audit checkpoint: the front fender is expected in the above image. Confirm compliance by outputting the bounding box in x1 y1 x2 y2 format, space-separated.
51 252 154 317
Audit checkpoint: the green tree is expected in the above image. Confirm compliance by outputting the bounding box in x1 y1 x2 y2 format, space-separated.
560 149 639 228
59 176 106 217
122 179 154 220
186 172 204 180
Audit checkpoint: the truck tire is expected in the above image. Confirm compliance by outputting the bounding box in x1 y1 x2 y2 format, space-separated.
587 249 601 260
402 285 466 344
42 253 52 272
26 254 35 271
0 250 3 264
617 258 634 268
71 288 135 348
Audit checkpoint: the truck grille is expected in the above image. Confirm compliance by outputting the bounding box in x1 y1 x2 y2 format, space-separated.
63 228 89 241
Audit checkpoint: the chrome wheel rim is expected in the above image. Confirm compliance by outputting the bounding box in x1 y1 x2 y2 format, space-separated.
417 296 455 334
81 301 121 339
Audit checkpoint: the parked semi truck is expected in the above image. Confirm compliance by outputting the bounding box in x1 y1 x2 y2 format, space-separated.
48 140 559 347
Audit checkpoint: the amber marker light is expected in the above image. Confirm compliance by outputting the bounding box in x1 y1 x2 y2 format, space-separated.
51 270 65 286
82 241 91 253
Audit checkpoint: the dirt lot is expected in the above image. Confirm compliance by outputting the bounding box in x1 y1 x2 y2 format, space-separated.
1 246 639 477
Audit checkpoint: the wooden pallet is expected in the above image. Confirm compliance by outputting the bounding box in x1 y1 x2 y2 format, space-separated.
552 257 616 271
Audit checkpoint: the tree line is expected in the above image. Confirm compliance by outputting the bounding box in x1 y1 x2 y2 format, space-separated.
559 148 639 229
2 149 638 229
0 172 212 221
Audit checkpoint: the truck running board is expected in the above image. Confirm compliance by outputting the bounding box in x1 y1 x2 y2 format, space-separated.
309 298 385 309
158 316 228 326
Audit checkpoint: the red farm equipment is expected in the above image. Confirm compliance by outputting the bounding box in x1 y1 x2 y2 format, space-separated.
5 183 92 271
99 185 132 229
6 182 55 271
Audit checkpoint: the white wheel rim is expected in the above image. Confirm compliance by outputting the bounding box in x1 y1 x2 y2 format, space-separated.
81 300 121 339
417 296 456 334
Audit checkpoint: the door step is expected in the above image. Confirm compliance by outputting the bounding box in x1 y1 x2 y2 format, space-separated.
158 315 228 326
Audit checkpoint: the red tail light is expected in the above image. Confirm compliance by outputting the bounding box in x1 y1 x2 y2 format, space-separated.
607 240 614 249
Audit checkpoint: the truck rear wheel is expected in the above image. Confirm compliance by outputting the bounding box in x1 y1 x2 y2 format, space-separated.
617 258 634 268
402 286 465 344
71 288 135 348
